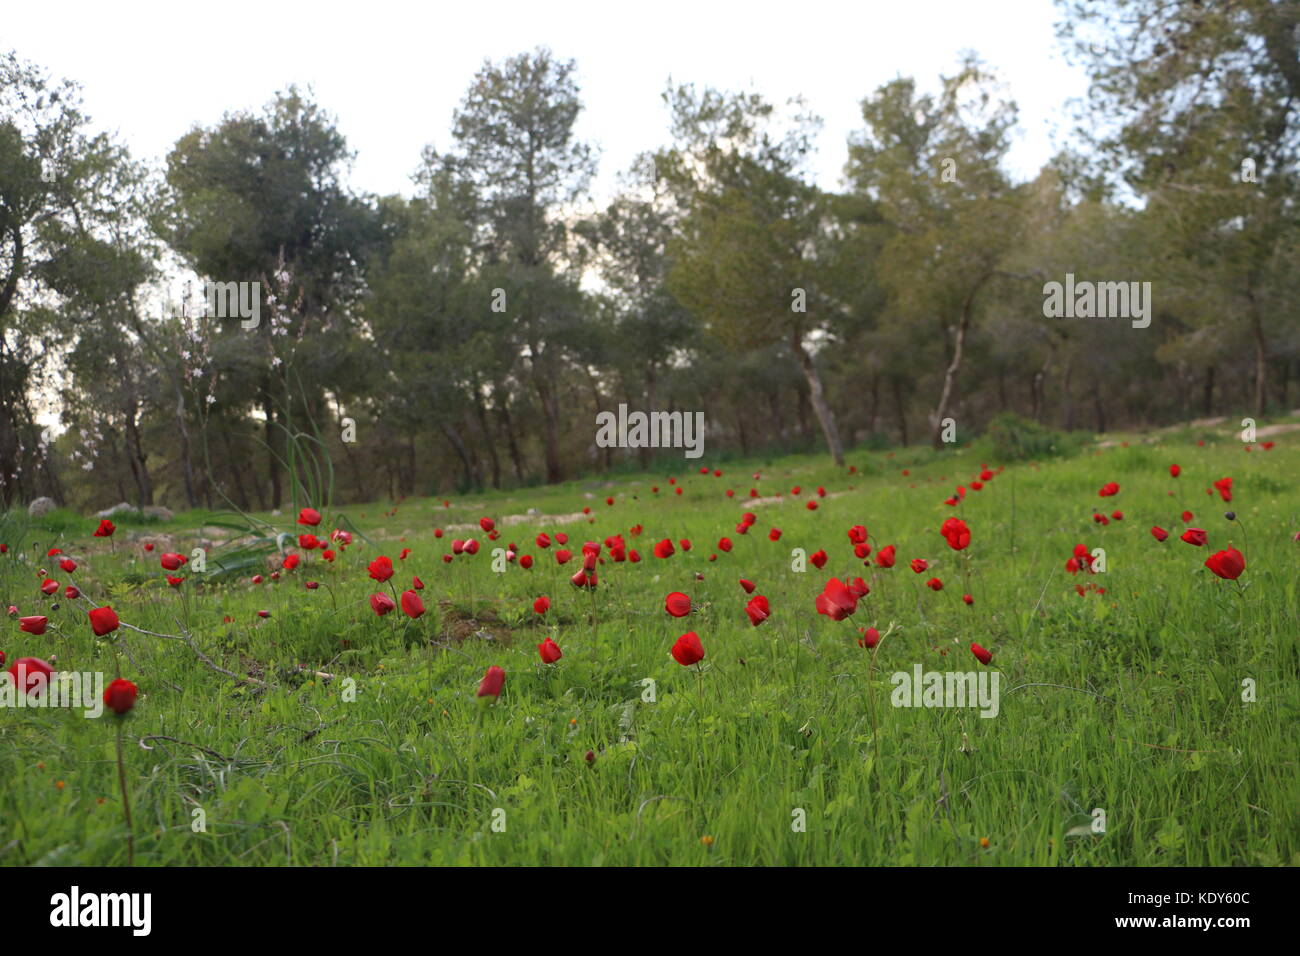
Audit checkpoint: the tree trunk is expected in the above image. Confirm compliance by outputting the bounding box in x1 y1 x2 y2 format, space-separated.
1249 297 1268 417
790 330 844 465
1092 384 1107 433
892 378 909 446
220 428 252 511
123 404 154 509
472 389 502 490
440 420 479 489
1202 366 1215 417
533 374 563 484
498 397 526 484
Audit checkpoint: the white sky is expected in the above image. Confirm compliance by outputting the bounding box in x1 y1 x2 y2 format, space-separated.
5 0 1090 202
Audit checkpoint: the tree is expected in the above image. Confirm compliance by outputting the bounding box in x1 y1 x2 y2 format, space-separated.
846 58 1028 449
1057 0 1300 416
438 48 598 483
0 51 136 506
159 87 377 508
660 84 850 465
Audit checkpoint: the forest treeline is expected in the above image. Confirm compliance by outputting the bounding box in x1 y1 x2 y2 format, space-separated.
1 0 1297 511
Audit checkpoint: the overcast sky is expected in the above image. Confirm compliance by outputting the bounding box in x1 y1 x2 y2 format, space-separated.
5 0 1090 202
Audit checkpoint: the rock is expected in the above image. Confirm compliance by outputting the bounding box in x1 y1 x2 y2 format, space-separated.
27 497 57 517
96 502 140 519
142 505 174 521
526 508 540 516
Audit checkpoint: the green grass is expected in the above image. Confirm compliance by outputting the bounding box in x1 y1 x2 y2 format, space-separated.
2 428 1297 866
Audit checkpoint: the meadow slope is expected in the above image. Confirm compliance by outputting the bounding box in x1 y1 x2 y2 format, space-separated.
2 425 1297 866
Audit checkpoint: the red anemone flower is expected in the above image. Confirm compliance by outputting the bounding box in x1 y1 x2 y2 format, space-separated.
1204 548 1245 580
665 592 691 617
671 631 705 666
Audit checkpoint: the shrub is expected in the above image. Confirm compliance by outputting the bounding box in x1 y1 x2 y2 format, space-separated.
983 413 1090 461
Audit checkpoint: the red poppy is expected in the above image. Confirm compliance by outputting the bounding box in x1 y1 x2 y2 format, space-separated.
369 593 396 616
1098 482 1120 497
283 554 300 570
520 555 534 569
536 532 551 549
160 552 187 571
848 577 870 600
166 575 184 588
910 558 928 574
58 557 77 573
64 585 79 599
412 575 424 590
1180 528 1208 547
745 594 770 626
93 519 116 538
1169 464 1180 478
477 665 505 699
538 638 562 664
104 678 138 715
298 507 322 526
810 549 828 570
88 606 119 636
970 643 993 665
570 569 597 589
806 500 818 511
1204 548 1245 580
19 615 47 635
671 631 705 666
1150 526 1168 542
962 594 974 606
555 549 573 565
665 592 691 618
1213 477 1233 502
768 528 782 541
40 578 59 595
368 556 394 581
858 627 880 649
533 596 550 615
400 590 425 619
847 525 867 545
653 539 675 559
926 577 943 591
875 545 897 568
739 578 756 594
717 537 733 552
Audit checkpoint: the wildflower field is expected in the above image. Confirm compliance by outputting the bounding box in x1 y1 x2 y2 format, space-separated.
2 423 1296 867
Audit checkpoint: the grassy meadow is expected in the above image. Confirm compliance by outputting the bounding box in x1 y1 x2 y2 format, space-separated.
2 422 1297 866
